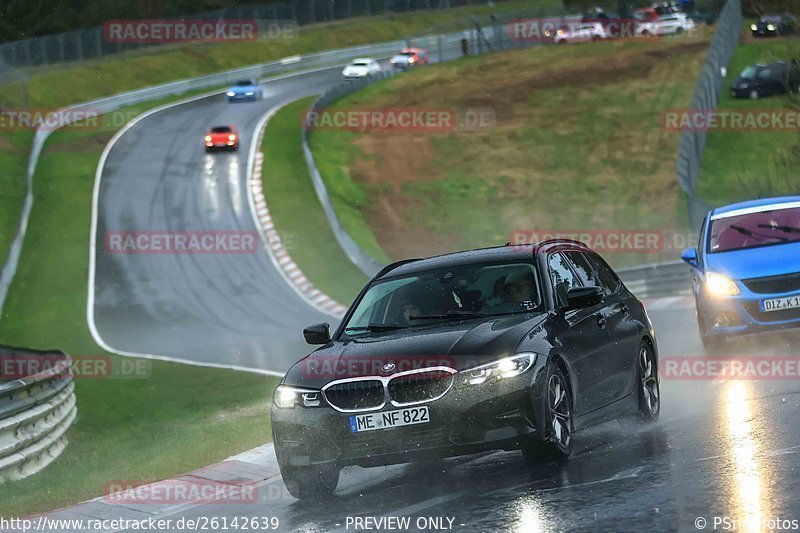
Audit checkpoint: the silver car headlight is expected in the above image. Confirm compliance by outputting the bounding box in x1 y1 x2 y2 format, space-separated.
463 353 536 385
273 385 322 408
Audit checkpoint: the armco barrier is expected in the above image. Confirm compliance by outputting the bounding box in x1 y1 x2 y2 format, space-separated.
0 346 77 484
617 261 693 299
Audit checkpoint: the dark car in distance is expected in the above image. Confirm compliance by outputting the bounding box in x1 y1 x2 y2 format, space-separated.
271 241 661 499
730 62 800 99
751 13 797 37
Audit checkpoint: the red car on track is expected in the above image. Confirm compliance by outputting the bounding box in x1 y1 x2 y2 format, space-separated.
204 125 239 152
390 48 429 69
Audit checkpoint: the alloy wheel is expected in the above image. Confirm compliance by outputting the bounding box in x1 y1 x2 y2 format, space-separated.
548 373 571 449
640 346 660 416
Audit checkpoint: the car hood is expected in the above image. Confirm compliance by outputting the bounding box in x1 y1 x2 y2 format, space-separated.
344 65 368 74
283 313 548 387
230 86 257 93
705 241 800 280
391 55 411 64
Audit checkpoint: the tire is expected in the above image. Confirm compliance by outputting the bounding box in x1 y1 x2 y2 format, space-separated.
520 361 573 463
675 26 684 35
618 340 660 428
280 463 340 500
749 89 760 100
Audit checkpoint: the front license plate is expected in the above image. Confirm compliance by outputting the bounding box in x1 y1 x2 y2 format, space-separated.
349 406 429 433
761 296 800 312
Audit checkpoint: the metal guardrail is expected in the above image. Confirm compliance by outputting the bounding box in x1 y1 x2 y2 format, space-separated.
0 346 77 483
617 260 693 299
676 0 742 229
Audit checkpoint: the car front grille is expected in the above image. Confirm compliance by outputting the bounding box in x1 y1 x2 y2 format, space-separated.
742 272 800 294
323 367 456 412
323 380 384 411
388 370 454 405
743 302 800 323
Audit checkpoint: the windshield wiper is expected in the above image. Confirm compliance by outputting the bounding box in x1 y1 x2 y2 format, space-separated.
729 224 789 243
344 324 408 333
409 310 486 321
757 223 800 234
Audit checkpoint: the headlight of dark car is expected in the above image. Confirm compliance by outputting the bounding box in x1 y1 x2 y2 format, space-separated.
273 385 323 409
462 353 536 385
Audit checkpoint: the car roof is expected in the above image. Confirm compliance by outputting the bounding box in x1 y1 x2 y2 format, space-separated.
377 240 592 279
711 196 800 219
352 57 374 63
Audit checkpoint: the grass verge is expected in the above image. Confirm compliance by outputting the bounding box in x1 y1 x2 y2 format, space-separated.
260 98 368 304
697 36 800 206
0 131 33 269
0 97 279 517
309 36 711 267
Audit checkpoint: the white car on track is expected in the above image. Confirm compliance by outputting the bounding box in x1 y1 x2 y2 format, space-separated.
342 58 382 79
636 13 695 36
554 22 608 44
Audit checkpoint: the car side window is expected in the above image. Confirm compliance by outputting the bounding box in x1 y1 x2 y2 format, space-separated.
565 252 596 284
548 253 581 308
587 253 621 295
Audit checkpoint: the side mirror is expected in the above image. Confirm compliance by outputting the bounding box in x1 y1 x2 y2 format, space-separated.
303 323 331 345
566 286 604 309
681 247 699 269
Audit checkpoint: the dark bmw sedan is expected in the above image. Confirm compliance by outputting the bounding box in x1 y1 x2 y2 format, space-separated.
271 240 660 499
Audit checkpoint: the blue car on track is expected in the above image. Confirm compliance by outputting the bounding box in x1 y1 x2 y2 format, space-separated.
226 78 263 102
682 196 800 352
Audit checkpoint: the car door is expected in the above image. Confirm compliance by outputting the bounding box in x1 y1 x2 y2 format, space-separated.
564 251 633 407
585 252 641 403
548 252 614 415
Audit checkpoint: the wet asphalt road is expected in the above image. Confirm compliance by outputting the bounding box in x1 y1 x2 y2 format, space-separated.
89 53 800 532
118 306 800 532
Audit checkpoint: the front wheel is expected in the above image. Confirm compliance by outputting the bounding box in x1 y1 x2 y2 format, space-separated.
520 362 573 463
280 463 340 500
749 89 760 100
636 342 660 421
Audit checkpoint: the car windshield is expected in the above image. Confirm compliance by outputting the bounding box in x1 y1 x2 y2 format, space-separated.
708 206 800 253
234 79 253 86
740 66 759 79
210 126 231 133
352 61 369 66
342 262 542 336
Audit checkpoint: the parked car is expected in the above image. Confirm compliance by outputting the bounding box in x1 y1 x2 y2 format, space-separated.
636 13 695 36
342 58 382 79
751 13 797 37
634 7 660 22
730 62 800 99
389 48 428 69
682 197 800 353
272 241 660 498
204 125 239 152
554 22 608 44
225 79 262 102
